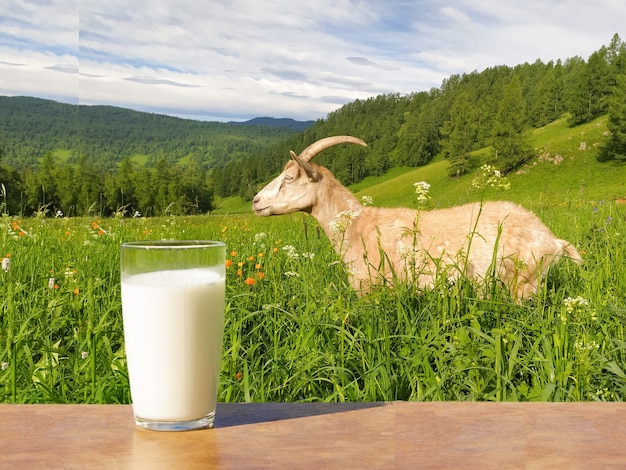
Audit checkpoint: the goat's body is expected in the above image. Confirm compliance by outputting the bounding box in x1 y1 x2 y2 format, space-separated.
253 136 582 299
334 201 581 297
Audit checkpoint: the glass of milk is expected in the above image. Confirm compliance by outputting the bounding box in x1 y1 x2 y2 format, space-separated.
120 240 226 431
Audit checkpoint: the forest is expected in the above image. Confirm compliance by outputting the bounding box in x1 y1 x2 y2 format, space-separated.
1 34 626 216
0 98 300 216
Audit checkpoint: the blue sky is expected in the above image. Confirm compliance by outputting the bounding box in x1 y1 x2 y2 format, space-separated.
1 0 625 122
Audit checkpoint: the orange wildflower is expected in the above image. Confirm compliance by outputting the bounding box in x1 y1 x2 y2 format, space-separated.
244 277 255 286
257 272 265 280
73 288 80 295
248 255 255 262
237 269 243 277
230 250 238 257
225 260 233 268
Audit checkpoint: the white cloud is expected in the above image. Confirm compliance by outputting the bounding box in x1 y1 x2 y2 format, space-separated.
1 0 625 121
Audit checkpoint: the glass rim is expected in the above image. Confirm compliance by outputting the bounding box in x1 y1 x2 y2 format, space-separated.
121 240 225 250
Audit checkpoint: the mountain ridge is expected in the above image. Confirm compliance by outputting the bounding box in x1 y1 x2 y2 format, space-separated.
0 95 301 169
229 116 315 131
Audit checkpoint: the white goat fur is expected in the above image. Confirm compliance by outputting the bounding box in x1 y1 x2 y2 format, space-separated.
252 136 582 298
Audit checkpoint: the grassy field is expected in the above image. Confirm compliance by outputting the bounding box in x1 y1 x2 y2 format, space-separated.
2 115 625 404
1 197 625 404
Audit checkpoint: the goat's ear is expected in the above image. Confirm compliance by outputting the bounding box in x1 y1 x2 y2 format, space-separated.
290 151 320 181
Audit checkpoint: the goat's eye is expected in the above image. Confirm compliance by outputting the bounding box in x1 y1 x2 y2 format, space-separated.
284 174 294 183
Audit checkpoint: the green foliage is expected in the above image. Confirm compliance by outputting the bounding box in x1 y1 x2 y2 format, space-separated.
528 60 566 126
599 74 626 162
491 75 534 172
442 91 478 176
567 34 626 126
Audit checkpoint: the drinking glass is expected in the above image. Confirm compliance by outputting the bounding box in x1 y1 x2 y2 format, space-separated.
120 241 226 431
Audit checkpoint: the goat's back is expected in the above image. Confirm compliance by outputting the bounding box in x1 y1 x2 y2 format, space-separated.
344 200 581 297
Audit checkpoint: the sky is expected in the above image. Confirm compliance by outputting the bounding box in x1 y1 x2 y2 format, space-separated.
1 0 625 123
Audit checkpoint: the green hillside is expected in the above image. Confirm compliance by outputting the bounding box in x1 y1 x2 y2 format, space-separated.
215 115 625 214
0 96 300 169
356 115 625 208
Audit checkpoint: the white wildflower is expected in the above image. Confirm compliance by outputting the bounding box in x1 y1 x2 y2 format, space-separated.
1 362 8 371
254 232 267 244
563 296 589 313
81 351 89 360
329 210 359 234
574 340 599 352
301 252 315 260
282 245 299 259
361 195 374 206
1 257 10 272
472 164 510 191
396 241 419 261
413 181 431 205
48 277 56 289
283 271 300 278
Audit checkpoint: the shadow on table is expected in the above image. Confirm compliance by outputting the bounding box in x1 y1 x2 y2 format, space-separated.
214 402 387 428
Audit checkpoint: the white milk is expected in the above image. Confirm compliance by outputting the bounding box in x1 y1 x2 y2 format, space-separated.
121 268 225 422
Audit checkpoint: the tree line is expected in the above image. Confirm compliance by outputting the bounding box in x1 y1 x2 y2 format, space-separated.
0 151 215 217
0 99 299 216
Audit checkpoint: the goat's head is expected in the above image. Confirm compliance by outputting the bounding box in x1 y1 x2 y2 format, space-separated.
252 136 367 216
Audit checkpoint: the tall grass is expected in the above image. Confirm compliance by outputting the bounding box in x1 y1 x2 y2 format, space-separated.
1 199 625 404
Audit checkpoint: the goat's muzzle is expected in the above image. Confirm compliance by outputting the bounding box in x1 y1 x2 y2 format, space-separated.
252 195 271 216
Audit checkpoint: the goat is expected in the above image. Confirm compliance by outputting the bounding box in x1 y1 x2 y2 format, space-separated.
252 136 583 298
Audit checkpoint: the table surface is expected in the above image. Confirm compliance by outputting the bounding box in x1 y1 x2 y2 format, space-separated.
1 402 625 469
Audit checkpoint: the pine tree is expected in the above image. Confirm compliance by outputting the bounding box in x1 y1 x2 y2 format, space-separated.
442 92 477 176
568 48 611 125
529 61 565 126
491 76 533 172
599 74 626 162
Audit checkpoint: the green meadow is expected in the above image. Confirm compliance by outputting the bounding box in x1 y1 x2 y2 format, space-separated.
1 116 626 404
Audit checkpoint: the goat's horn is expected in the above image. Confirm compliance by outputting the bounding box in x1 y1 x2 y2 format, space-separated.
298 136 367 162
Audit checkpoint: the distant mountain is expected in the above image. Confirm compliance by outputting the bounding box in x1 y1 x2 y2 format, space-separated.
0 96 300 169
230 117 315 131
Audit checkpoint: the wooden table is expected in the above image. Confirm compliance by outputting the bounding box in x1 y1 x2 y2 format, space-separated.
1 402 625 469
